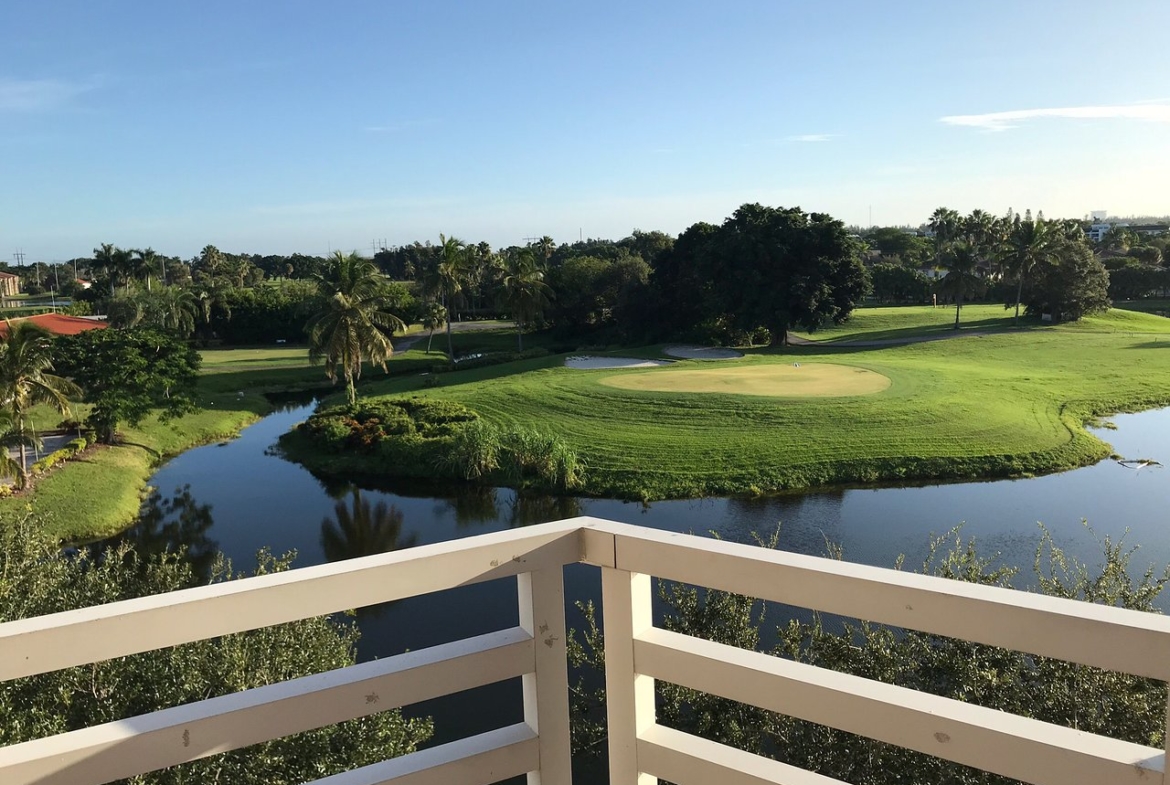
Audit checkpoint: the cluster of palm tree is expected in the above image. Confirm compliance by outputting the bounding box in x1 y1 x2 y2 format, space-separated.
417 235 554 355
927 207 1080 329
92 244 172 295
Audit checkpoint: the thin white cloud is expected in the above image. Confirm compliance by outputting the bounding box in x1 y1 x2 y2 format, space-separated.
0 77 97 112
785 133 837 143
941 103 1170 132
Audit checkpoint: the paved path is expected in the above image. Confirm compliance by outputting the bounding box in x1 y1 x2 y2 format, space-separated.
787 331 995 348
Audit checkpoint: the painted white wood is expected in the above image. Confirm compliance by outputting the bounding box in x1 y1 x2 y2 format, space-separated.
611 525 1170 680
0 524 580 680
602 568 657 785
638 724 847 785
0 628 535 785
6 519 1170 785
637 627 1164 785
518 569 572 785
307 723 539 785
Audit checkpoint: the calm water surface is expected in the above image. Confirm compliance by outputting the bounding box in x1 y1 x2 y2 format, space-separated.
120 401 1170 771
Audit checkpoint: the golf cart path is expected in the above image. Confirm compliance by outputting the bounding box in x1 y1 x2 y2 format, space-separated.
787 330 996 348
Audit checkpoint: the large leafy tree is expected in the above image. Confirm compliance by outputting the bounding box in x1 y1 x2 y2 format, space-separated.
0 515 432 784
498 247 554 350
55 328 200 444
660 204 868 346
936 242 987 329
307 251 405 404
1020 242 1111 322
0 322 80 483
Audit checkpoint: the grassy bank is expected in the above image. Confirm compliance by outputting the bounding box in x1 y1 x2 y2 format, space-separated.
1 344 435 541
293 308 1170 500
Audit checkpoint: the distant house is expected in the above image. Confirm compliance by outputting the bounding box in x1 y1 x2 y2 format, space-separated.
75 279 93 290
0 313 107 338
0 272 21 298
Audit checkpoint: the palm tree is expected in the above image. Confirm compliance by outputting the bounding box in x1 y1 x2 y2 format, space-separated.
93 243 119 297
142 286 198 337
432 235 470 361
0 410 37 491
498 248 553 351
307 251 405 404
928 207 962 264
999 215 1055 326
936 242 986 330
132 248 160 292
0 322 80 483
421 301 447 354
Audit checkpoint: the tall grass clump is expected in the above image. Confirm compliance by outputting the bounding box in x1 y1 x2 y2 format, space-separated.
435 419 501 480
499 427 586 491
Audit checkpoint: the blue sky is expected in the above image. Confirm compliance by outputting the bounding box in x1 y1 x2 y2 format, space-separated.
2 0 1168 261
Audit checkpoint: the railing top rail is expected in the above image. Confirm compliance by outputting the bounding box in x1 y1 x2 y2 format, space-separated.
0 521 583 681
4 517 1170 682
605 523 1170 680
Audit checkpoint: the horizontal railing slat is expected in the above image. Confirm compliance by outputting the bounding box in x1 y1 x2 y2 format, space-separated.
613 526 1170 679
0 524 580 680
636 627 1163 785
639 724 847 785
0 628 534 785
307 723 539 785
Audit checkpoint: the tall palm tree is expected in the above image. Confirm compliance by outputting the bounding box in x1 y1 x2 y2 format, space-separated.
0 322 80 483
936 242 986 330
999 216 1055 326
498 248 553 351
93 243 119 297
928 207 962 264
307 251 405 404
433 235 470 361
132 248 160 292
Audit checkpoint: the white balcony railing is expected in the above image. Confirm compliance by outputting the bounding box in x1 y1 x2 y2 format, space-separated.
2 517 1170 785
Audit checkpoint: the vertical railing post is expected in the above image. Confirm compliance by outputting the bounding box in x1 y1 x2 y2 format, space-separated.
602 568 656 785
518 568 573 785
1162 693 1170 785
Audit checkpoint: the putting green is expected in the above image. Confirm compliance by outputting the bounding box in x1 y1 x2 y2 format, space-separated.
598 362 891 398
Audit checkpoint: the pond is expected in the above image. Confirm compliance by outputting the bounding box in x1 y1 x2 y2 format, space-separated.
112 401 1170 775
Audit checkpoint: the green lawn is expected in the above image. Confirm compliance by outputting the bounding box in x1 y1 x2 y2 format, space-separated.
339 307 1170 500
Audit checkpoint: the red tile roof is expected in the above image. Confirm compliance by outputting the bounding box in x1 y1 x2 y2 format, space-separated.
0 313 108 337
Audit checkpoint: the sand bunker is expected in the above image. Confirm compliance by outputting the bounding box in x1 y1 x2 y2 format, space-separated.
664 345 744 360
565 355 674 370
599 363 891 398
